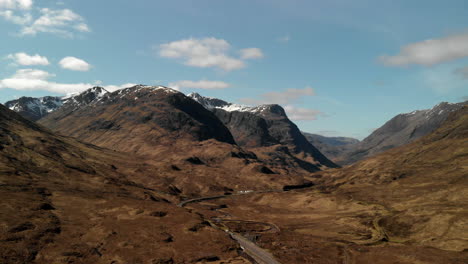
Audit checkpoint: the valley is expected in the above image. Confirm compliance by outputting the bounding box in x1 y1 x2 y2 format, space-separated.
1 86 467 263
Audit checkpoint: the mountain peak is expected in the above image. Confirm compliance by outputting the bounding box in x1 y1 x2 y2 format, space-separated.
188 93 287 117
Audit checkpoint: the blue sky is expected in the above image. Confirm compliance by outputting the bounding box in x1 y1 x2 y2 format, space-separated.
1 0 467 139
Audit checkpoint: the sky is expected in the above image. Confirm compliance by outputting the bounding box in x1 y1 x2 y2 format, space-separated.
0 0 467 139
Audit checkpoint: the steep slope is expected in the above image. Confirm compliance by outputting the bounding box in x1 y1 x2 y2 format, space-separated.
0 104 244 263
337 101 467 165
189 93 338 172
302 132 359 162
38 85 309 195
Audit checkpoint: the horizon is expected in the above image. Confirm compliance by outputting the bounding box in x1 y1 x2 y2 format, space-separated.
1 0 467 139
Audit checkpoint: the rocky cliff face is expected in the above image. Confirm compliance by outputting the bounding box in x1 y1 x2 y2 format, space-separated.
189 93 338 171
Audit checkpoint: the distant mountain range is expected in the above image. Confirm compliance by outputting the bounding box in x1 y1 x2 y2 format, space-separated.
3 87 466 168
332 101 467 165
301 132 360 162
3 86 108 121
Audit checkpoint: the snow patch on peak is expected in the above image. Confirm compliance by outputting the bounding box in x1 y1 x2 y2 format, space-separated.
126 85 180 94
188 92 282 114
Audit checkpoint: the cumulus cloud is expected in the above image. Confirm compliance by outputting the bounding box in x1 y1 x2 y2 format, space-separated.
158 37 260 71
240 86 315 105
239 48 264 59
238 87 321 121
379 32 468 67
283 105 322 121
0 69 133 94
0 0 32 10
169 80 230 90
11 68 53 79
453 66 468 79
103 83 138 92
59 56 91 71
0 68 90 93
0 9 31 24
20 8 90 37
6 52 49 65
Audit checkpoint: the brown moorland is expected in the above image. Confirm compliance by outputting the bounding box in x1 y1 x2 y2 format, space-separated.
186 106 468 263
0 104 250 264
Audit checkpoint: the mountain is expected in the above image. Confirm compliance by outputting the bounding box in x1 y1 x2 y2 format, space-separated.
38 85 311 196
302 132 359 162
39 85 236 151
312 105 468 253
4 96 63 121
197 106 468 263
3 87 109 121
335 101 467 165
189 93 338 172
0 104 242 263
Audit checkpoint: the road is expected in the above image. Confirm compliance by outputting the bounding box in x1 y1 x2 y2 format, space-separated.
178 187 318 264
177 194 230 207
229 232 282 264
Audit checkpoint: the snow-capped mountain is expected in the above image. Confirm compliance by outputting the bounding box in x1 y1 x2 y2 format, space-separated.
188 92 285 115
189 92 338 171
4 96 64 121
3 87 110 121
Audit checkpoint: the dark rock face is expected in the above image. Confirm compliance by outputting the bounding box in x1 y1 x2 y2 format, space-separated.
212 109 278 147
336 101 467 165
189 93 338 171
4 96 63 121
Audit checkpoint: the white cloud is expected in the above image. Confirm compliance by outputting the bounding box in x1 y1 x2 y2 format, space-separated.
0 0 32 10
158 37 246 71
6 52 49 65
59 56 91 71
238 86 321 121
0 69 133 94
0 68 89 93
453 66 468 79
0 10 31 24
239 48 264 60
12 68 53 79
20 8 90 37
283 105 322 121
169 80 230 90
103 83 138 92
379 32 468 67
240 86 315 105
